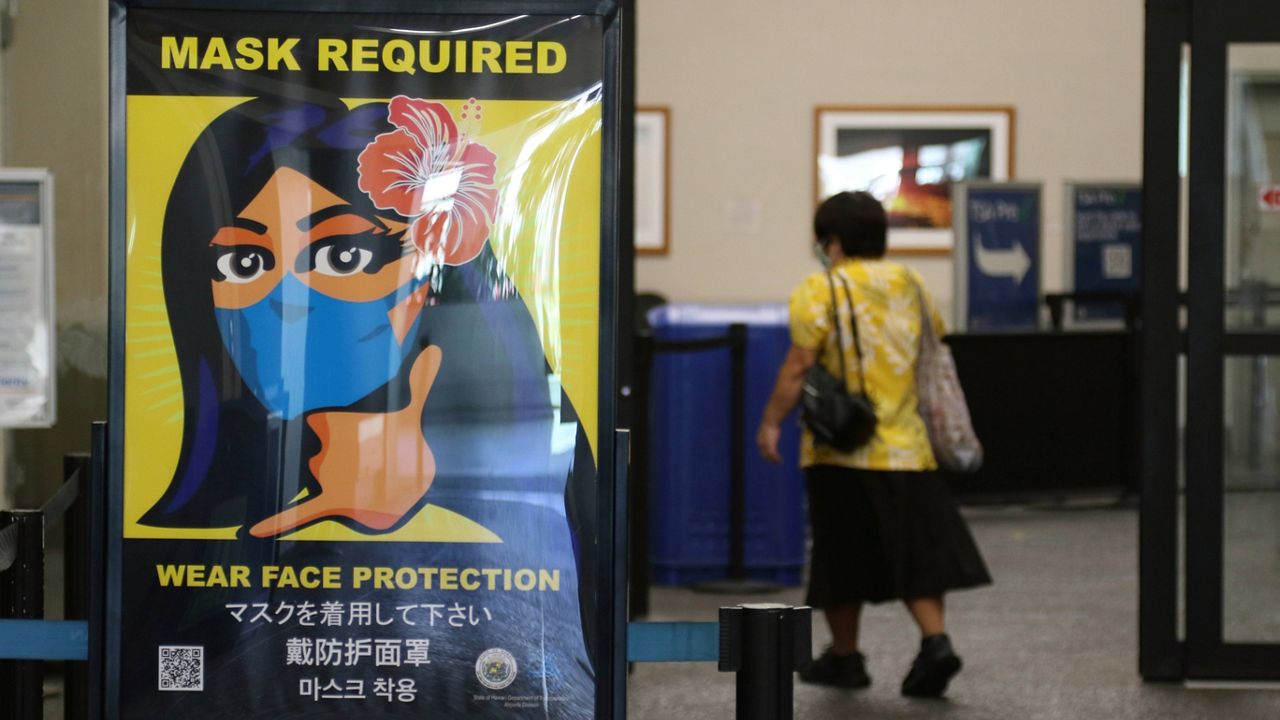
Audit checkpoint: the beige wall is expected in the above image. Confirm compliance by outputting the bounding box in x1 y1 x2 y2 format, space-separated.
4 0 108 505
635 0 1144 322
0 0 1142 499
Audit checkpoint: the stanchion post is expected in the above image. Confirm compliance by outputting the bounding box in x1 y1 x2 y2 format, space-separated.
629 332 654 620
726 323 748 580
0 509 47 720
719 603 811 720
691 325 776 595
65 452 92 720
89 420 109 720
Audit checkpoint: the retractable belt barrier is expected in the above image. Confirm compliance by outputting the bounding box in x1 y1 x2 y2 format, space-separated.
630 323 778 621
0 619 88 660
629 604 812 720
0 467 81 573
0 446 98 720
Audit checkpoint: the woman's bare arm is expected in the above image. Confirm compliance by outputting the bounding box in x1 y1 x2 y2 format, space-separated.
756 345 817 463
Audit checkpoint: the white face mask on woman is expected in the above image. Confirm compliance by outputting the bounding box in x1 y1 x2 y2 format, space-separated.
813 241 833 269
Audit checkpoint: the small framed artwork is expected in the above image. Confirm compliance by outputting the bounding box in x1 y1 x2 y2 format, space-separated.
814 105 1015 255
635 106 670 255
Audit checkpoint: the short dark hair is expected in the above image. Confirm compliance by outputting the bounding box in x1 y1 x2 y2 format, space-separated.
813 191 887 258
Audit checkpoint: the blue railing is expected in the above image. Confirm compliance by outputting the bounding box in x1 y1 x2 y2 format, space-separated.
0 619 89 661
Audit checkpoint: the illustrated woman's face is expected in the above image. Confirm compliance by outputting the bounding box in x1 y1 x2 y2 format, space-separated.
210 166 412 310
209 167 430 419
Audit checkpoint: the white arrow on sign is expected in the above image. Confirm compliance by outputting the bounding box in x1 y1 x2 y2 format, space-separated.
973 232 1031 284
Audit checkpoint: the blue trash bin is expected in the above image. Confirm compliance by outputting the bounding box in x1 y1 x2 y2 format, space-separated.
646 303 806 586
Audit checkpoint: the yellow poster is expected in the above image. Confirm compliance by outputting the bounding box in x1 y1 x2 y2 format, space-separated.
115 8 607 718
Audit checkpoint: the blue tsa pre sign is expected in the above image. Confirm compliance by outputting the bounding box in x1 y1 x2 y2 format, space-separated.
1065 182 1141 321
953 182 1042 331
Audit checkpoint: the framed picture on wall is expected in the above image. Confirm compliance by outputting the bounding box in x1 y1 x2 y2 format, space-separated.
815 105 1015 254
635 106 670 255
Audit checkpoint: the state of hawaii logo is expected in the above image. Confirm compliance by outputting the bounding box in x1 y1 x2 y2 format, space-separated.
475 648 518 690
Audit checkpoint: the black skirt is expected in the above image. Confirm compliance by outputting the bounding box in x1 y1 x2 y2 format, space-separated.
804 465 992 607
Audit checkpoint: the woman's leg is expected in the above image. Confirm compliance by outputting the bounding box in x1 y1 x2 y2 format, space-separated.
825 602 863 655
803 601 871 688
900 594 961 697
903 595 945 638
800 468 872 687
806 466 867 655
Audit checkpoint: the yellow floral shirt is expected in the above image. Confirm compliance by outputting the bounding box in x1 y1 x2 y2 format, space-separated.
788 258 945 471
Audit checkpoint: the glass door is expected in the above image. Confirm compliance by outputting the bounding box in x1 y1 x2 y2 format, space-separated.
1185 0 1280 679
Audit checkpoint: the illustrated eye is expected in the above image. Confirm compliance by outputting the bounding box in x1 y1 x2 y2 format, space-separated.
313 241 375 277
213 246 275 284
300 232 407 277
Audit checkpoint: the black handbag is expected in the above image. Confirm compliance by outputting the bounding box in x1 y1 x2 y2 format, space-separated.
800 271 877 452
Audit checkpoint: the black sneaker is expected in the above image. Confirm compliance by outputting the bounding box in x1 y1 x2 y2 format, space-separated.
798 647 871 689
901 634 962 698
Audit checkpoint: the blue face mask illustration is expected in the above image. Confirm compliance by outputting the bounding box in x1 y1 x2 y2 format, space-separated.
215 273 425 419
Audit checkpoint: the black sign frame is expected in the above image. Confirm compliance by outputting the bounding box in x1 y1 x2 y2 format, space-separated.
104 1 628 717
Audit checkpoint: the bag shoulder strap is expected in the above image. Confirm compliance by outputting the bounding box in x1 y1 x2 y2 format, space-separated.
831 269 866 389
823 271 849 389
906 270 938 348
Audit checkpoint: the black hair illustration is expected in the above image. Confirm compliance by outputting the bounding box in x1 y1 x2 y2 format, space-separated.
140 98 593 538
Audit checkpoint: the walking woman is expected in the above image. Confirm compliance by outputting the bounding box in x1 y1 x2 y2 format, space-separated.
756 191 991 698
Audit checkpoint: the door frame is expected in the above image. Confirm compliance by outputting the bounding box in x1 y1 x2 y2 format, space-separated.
1141 0 1280 681
1138 0 1186 682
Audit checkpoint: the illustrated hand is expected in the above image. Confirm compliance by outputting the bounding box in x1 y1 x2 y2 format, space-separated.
756 421 782 465
248 345 443 538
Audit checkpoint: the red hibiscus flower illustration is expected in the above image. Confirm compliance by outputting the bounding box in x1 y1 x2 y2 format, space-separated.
357 96 498 268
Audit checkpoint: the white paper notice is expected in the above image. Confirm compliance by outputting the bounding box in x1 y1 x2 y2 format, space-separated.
0 220 52 426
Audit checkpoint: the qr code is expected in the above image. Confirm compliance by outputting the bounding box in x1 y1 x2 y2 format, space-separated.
1102 244 1133 279
158 645 204 691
